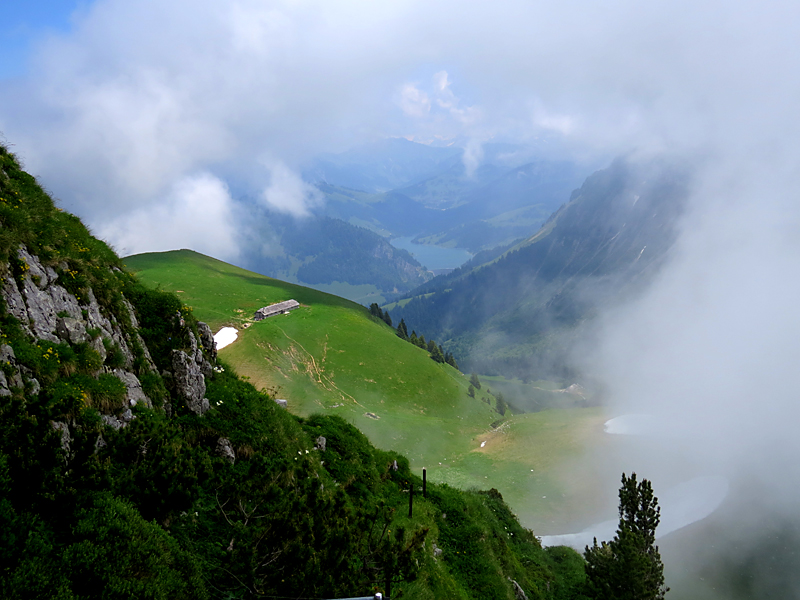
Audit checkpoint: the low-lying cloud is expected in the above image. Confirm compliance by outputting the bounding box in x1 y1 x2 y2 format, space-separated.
100 172 239 260
260 160 324 218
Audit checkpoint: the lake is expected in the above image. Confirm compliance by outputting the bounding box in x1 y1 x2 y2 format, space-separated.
391 236 473 271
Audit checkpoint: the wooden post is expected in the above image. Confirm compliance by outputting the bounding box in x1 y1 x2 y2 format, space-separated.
423 468 427 498
408 482 414 518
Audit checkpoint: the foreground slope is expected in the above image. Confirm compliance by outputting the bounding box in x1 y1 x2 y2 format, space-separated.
126 250 611 533
0 144 586 598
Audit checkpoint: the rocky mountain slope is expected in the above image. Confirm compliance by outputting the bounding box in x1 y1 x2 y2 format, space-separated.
388 158 691 379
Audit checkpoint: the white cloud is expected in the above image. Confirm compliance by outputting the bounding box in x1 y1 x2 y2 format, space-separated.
462 138 483 178
99 172 239 260
399 83 431 118
260 160 323 217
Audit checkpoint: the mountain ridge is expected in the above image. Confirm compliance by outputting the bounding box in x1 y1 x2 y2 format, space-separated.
388 157 691 379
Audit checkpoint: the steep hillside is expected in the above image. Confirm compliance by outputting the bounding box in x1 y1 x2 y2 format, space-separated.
0 144 587 598
125 250 499 466
388 158 691 379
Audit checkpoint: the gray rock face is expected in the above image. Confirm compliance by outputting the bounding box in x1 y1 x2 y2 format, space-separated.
0 247 153 380
200 359 213 378
0 371 9 397
216 437 236 464
114 369 152 409
56 316 88 345
510 579 529 600
15 248 82 343
314 436 327 452
196 322 217 360
0 344 16 364
101 414 125 430
171 350 208 415
274 398 288 409
1 276 32 337
51 421 71 454
0 344 23 394
0 245 180 435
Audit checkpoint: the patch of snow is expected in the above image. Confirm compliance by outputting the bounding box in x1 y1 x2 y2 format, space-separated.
540 476 729 550
604 414 659 435
214 327 239 350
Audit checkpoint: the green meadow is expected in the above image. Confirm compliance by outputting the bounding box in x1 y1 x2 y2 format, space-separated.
125 249 608 534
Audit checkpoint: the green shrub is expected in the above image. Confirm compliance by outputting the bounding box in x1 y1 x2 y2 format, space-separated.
102 339 125 369
63 494 208 599
74 343 103 374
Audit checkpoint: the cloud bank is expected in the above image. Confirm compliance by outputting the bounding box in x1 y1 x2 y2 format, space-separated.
2 0 795 253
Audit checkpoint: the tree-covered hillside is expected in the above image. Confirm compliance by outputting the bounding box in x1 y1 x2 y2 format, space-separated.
239 212 432 304
388 159 690 380
0 145 586 598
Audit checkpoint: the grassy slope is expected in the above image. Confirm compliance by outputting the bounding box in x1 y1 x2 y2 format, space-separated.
125 250 494 461
126 250 608 534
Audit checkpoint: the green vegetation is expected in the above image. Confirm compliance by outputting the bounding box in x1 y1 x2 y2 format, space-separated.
394 316 458 368
125 249 611 535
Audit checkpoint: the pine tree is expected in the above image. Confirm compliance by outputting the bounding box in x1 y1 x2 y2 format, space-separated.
416 335 426 349
382 311 392 327
467 384 475 398
396 319 408 340
584 473 668 600
445 352 459 370
430 344 445 363
369 303 383 320
470 373 481 390
495 392 507 416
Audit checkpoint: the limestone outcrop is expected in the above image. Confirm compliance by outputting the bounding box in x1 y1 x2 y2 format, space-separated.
0 244 215 426
171 346 210 415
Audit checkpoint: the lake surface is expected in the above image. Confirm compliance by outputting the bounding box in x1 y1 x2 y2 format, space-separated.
391 236 473 271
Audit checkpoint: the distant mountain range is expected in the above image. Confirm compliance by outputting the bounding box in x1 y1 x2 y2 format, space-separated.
237 138 593 303
309 139 590 251
387 158 692 380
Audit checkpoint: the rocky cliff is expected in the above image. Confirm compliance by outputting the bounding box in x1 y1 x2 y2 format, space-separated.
0 146 217 434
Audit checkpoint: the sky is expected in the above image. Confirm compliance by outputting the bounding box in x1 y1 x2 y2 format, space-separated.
6 0 798 259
